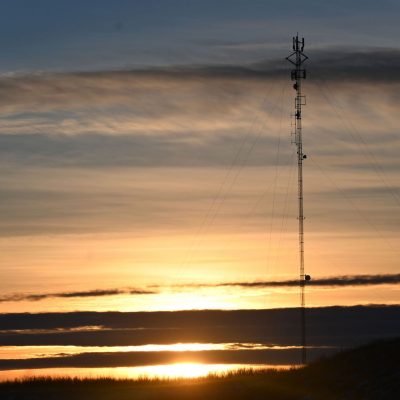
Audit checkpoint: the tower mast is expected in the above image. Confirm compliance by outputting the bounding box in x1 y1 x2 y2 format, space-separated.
286 34 310 365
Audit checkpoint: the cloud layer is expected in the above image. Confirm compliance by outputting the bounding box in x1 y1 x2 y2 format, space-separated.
0 306 399 346
1 274 399 303
213 274 400 288
0 50 399 311
0 288 156 303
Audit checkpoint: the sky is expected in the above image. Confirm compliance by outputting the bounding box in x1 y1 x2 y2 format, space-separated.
0 0 399 312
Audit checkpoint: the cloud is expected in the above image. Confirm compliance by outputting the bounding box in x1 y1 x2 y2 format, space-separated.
0 50 398 290
306 48 400 82
1 48 400 115
2 274 398 303
0 132 283 168
0 59 399 175
0 288 157 303
0 347 327 370
0 306 399 348
185 274 400 288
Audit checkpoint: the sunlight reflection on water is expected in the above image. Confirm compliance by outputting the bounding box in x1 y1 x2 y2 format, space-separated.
0 343 304 360
0 363 291 382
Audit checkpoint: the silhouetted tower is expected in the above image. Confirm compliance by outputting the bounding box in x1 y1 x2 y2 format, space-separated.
286 34 310 365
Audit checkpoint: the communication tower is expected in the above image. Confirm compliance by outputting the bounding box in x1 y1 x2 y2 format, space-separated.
286 34 310 365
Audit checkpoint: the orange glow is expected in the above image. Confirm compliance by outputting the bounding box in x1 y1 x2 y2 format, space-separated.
0 343 301 360
0 343 228 359
0 364 288 382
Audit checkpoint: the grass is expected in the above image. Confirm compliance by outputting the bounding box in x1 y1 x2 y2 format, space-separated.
6 367 283 384
1 338 399 399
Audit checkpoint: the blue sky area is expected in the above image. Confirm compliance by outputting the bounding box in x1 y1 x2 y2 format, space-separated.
0 0 399 71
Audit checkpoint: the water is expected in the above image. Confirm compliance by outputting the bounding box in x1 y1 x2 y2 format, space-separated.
0 343 304 359
0 343 329 381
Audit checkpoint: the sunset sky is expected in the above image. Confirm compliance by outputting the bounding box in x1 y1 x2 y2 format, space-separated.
0 0 399 313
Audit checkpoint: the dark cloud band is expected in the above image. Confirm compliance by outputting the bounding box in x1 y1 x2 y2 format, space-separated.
1 274 398 303
74 49 400 82
0 288 157 303
214 274 400 288
60 49 400 82
2 48 400 93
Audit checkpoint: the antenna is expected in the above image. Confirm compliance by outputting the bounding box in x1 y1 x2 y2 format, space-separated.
286 34 310 365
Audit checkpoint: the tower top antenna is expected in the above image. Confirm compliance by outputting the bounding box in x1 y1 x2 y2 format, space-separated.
286 34 310 365
287 34 308 67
